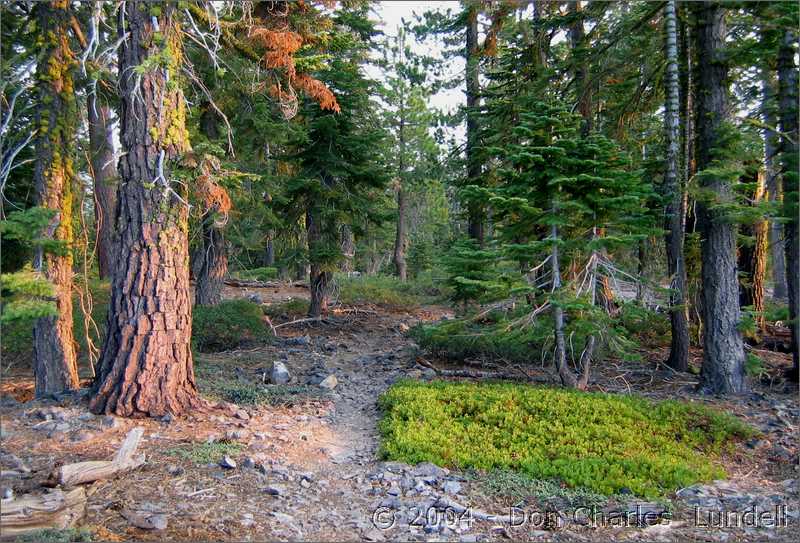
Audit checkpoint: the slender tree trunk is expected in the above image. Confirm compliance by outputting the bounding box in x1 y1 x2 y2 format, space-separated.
737 171 767 329
465 2 484 244
307 209 329 318
761 70 787 300
90 2 203 416
87 95 116 280
777 29 799 378
551 200 577 389
393 186 408 281
694 1 746 395
264 234 275 267
569 0 592 136
195 212 227 306
32 0 80 397
663 0 690 371
340 224 354 273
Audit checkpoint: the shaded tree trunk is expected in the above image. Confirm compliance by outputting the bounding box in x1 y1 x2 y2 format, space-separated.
307 208 329 318
569 0 592 136
340 224 354 273
694 1 746 394
663 0 690 371
87 94 116 280
551 204 576 389
195 212 227 307
465 2 484 244
737 171 767 329
393 185 408 281
761 70 787 301
32 0 80 397
264 234 275 267
777 29 799 378
90 2 203 416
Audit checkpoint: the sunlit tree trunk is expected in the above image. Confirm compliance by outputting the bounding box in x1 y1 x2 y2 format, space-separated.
737 171 767 330
91 1 203 416
32 0 80 397
694 1 746 394
662 0 690 371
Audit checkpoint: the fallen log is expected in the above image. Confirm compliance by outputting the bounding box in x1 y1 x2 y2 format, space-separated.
223 278 308 289
56 427 145 487
0 487 86 540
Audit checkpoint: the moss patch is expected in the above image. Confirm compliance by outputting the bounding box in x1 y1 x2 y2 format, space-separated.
165 441 243 464
378 380 753 498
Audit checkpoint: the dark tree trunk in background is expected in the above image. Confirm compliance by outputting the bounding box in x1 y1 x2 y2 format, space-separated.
662 0 690 371
569 0 592 136
264 234 275 267
465 2 484 245
777 29 799 378
91 2 203 417
761 70 787 301
307 209 330 318
195 212 227 307
694 2 746 394
737 171 767 330
88 94 117 280
32 1 80 397
340 224 354 273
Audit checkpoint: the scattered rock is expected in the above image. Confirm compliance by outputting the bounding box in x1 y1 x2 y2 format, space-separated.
240 512 255 527
285 335 310 347
160 413 173 424
241 457 256 469
413 462 448 478
0 453 30 473
271 361 291 385
225 430 246 440
70 430 94 443
1 487 12 500
0 396 19 408
234 409 250 421
319 374 338 390
167 465 185 476
220 456 237 469
364 528 386 541
100 415 121 429
442 480 462 495
247 293 263 304
264 484 285 496
77 412 95 422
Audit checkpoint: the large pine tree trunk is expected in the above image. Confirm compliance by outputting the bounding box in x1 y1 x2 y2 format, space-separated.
662 0 690 371
90 2 202 417
87 95 117 280
737 171 767 329
694 2 746 394
761 70 787 300
777 29 799 378
32 0 80 397
195 212 227 307
465 3 484 245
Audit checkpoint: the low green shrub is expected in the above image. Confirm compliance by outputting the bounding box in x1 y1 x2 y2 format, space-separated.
476 469 612 508
14 528 93 543
233 266 278 282
617 302 670 346
379 380 753 498
335 272 449 308
263 298 310 319
193 299 270 352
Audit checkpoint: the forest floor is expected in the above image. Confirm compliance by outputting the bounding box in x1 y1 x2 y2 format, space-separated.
0 283 798 542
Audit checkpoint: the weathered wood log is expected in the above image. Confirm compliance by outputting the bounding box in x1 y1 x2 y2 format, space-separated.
0 487 86 540
57 427 145 487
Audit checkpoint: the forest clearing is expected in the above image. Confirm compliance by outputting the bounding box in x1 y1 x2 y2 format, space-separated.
0 0 798 542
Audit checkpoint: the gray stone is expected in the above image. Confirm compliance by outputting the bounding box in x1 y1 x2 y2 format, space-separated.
77 412 95 422
240 513 255 527
241 457 256 469
319 375 338 389
264 484 286 496
413 462 448 478
219 456 237 469
247 293 263 304
285 335 311 346
70 430 94 443
0 454 30 473
387 485 401 496
167 465 185 476
364 528 386 541
1 487 13 500
271 361 291 385
443 480 462 495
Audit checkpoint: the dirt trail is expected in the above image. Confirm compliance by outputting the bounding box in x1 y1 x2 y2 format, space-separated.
1 287 797 542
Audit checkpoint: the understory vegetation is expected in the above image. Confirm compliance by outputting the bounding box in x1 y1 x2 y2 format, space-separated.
379 380 753 498
193 299 272 352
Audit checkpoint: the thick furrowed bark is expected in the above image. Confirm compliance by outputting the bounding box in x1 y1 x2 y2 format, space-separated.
90 1 202 417
32 0 79 398
195 213 227 307
694 2 746 395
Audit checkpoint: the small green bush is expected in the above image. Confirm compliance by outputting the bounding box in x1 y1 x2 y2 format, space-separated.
379 380 753 498
335 273 448 308
617 302 670 346
193 299 270 352
233 266 278 282
14 528 93 543
263 298 310 319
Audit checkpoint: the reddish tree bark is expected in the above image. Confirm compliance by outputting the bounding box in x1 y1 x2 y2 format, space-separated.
195 212 227 307
87 94 117 280
90 2 203 417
